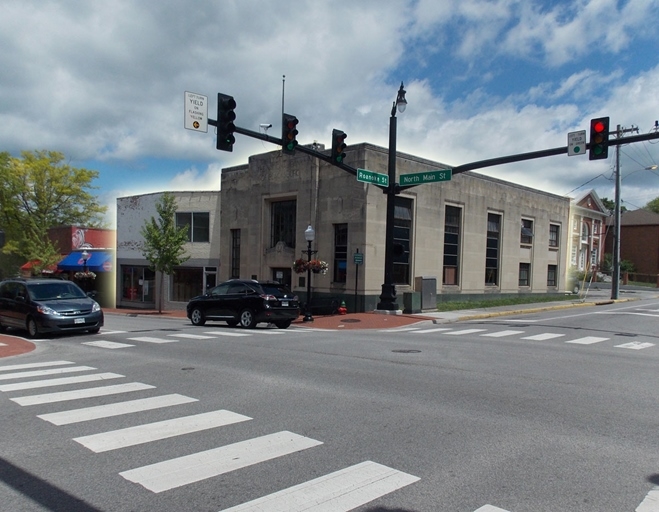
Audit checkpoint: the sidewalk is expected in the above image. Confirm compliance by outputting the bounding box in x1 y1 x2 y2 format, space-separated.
1 288 653 360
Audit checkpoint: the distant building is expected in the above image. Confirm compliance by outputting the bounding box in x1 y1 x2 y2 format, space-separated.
605 208 659 275
568 190 609 273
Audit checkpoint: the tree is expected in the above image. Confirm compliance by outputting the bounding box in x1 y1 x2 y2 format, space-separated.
644 196 659 214
600 197 627 214
140 192 190 313
0 150 107 269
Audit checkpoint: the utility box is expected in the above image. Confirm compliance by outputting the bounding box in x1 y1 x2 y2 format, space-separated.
403 292 421 314
414 276 437 310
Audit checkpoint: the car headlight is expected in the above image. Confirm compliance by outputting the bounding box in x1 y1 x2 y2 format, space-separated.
36 304 60 316
92 302 101 312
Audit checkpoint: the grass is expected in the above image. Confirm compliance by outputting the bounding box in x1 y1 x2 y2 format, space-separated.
435 294 577 312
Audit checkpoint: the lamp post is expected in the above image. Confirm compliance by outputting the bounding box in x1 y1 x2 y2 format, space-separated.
377 82 407 311
303 225 315 322
82 250 89 273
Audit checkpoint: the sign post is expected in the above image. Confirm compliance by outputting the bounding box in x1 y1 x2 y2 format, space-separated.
184 92 208 132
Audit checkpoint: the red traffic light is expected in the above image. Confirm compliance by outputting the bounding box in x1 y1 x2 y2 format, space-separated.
589 117 609 160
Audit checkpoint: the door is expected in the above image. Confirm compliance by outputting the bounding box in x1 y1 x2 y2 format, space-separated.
272 268 292 288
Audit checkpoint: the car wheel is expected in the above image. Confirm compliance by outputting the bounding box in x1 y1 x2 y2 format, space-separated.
26 317 40 339
226 320 239 327
190 308 206 326
274 320 291 329
239 309 257 329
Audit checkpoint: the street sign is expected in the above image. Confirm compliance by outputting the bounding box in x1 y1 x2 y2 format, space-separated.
400 169 452 185
184 91 208 132
357 168 389 187
568 130 587 156
353 251 363 265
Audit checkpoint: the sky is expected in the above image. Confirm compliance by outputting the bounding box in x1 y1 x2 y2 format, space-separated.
1 0 659 227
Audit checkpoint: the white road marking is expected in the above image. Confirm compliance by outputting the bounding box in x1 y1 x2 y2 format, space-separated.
521 333 565 341
0 360 74 372
445 329 488 336
99 330 126 335
0 372 124 392
474 505 510 512
379 327 421 332
410 327 453 334
128 336 179 344
565 336 608 345
636 486 659 512
11 382 155 406
0 343 6 346
0 366 96 381
197 331 251 337
74 409 252 453
83 340 135 349
120 431 323 493
37 394 198 425
168 333 216 339
480 330 525 338
219 460 420 512
615 341 655 350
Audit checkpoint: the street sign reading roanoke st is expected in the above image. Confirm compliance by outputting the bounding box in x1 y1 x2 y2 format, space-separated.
357 168 389 187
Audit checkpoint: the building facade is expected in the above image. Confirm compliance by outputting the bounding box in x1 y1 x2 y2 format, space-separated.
605 208 659 275
116 191 221 310
220 143 571 312
568 190 609 275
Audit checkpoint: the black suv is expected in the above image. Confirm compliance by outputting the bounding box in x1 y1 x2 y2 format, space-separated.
0 278 104 338
186 279 300 329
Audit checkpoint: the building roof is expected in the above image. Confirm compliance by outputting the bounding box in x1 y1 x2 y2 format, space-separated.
615 208 659 226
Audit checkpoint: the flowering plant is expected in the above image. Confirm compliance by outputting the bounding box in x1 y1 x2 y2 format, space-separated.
293 258 308 274
308 259 328 274
74 271 96 280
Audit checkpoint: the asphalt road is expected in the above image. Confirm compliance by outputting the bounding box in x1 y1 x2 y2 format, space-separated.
0 298 658 511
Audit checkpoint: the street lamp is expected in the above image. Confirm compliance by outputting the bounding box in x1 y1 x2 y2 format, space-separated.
303 224 315 322
81 250 89 273
377 82 407 311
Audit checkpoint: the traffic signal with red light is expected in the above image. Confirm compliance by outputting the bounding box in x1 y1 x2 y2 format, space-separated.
282 114 299 154
589 117 609 160
331 129 347 164
216 93 236 152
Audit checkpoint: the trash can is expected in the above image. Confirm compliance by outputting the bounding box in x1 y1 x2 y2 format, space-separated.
403 292 421 314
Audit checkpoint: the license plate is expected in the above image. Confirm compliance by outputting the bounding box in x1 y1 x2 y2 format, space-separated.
74 318 85 324
282 301 289 307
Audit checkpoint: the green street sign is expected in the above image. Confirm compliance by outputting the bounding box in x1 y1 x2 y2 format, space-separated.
357 168 389 187
400 169 452 185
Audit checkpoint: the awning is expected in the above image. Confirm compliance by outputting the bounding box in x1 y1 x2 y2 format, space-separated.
57 251 114 272
20 260 60 274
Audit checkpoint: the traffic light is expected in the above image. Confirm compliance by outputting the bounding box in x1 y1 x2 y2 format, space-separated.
216 93 236 152
282 113 299 154
331 129 347 164
589 117 609 160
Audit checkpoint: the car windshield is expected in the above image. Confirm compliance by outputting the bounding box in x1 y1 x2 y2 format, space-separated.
27 282 87 301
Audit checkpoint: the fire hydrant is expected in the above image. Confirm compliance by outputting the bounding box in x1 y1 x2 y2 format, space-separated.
337 300 347 315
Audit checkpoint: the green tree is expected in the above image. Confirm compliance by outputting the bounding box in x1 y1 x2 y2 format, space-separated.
600 197 627 214
0 150 107 272
141 192 190 313
644 196 659 214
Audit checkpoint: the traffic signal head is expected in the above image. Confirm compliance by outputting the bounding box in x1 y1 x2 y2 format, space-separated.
216 93 236 152
589 117 609 160
282 114 299 154
331 129 347 164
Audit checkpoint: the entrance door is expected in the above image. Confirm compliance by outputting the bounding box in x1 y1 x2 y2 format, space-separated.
272 268 292 288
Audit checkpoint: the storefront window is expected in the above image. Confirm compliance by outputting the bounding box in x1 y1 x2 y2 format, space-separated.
171 267 204 302
121 266 155 303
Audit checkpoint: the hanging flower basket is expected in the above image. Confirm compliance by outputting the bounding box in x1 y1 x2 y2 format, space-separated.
293 258 308 274
309 259 328 275
74 271 97 280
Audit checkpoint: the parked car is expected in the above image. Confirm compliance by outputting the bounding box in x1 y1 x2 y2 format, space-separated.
0 278 104 338
186 279 300 329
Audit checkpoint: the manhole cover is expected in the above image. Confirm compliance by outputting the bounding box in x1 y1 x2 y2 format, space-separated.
340 319 361 323
392 349 421 353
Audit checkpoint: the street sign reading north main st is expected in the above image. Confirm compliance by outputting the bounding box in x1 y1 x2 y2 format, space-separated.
357 168 389 187
400 169 452 185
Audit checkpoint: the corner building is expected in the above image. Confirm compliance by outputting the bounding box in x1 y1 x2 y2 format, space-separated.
220 143 570 312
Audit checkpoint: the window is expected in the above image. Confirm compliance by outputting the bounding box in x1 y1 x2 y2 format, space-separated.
549 224 560 248
230 229 241 279
121 266 155 303
443 205 461 285
547 265 557 287
176 212 210 242
333 224 348 283
270 200 296 248
171 267 203 302
520 218 533 245
519 263 530 287
393 197 413 285
485 213 501 285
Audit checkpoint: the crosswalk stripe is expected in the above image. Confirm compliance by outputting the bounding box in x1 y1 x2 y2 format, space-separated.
565 336 608 345
379 327 420 332
0 372 124 392
128 336 179 344
0 360 75 372
200 331 251 337
219 460 420 512
120 431 323 493
0 343 7 346
474 505 510 512
615 341 655 350
169 333 217 339
411 327 453 334
445 329 488 336
83 340 135 349
0 366 96 381
37 394 198 425
481 330 525 338
11 382 155 406
521 333 565 341
74 409 252 453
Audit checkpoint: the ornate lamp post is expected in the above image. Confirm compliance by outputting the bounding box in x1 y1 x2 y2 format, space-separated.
377 82 407 311
81 250 90 273
303 225 315 322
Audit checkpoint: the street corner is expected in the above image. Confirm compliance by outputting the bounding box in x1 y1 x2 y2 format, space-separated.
0 334 36 358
